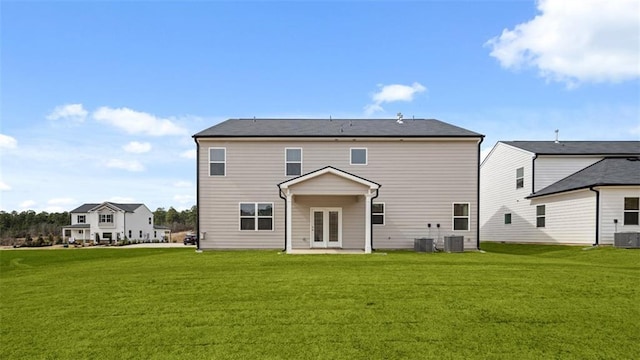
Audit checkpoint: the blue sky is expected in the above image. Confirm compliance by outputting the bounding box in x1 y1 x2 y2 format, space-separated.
1 0 639 212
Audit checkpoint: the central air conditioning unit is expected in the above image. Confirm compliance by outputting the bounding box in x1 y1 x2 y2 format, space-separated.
444 236 464 252
414 238 434 253
614 232 640 248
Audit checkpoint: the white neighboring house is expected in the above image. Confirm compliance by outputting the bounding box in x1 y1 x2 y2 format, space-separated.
62 202 170 244
480 141 640 245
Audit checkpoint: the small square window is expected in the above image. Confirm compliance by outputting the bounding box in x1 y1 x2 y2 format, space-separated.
285 148 302 176
209 148 226 176
536 205 546 228
351 148 367 165
623 197 639 225
372 203 385 225
516 167 524 189
453 203 470 231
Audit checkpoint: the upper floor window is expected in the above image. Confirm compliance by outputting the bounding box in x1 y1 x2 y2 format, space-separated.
624 197 639 225
77 215 86 224
240 203 274 231
351 148 367 165
372 203 385 225
516 167 524 189
536 205 546 228
209 148 226 176
453 203 470 231
99 214 113 223
148 217 152 225
285 148 302 176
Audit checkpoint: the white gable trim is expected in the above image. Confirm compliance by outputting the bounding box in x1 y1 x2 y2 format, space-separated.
278 166 380 191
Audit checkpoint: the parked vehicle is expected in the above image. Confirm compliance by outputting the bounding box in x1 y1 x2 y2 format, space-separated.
183 234 197 245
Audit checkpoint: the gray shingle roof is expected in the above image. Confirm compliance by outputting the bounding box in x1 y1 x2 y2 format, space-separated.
194 119 483 138
528 157 640 198
70 202 143 213
504 141 640 155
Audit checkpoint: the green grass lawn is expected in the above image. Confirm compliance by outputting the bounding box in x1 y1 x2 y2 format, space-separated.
1 244 639 359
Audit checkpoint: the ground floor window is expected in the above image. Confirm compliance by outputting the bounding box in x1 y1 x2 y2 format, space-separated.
624 197 639 225
240 203 273 231
102 232 112 240
536 205 546 228
128 230 132 238
453 203 470 230
372 203 385 225
504 213 512 225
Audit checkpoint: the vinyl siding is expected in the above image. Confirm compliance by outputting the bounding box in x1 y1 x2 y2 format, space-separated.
534 156 603 192
600 187 640 245
197 138 480 250
480 142 536 242
529 190 596 244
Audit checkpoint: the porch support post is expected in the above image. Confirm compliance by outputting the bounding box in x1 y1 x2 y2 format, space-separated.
365 192 373 254
286 191 293 253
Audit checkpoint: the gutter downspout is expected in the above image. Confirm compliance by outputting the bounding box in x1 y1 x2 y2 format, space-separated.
589 186 600 246
370 187 380 252
194 137 201 251
477 137 483 250
531 154 538 195
278 187 287 252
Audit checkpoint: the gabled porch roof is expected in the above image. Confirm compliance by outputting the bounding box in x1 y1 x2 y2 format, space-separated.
278 166 380 192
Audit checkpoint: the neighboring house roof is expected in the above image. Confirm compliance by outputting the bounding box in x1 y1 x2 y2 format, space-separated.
193 118 483 138
503 141 640 155
70 202 144 213
527 157 640 198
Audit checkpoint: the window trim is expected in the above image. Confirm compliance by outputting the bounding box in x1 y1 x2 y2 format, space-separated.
99 214 113 224
516 167 524 189
77 215 86 224
452 202 470 231
350 148 368 165
239 202 274 231
208 147 226 176
372 202 385 226
536 205 546 228
623 197 639 226
285 148 302 176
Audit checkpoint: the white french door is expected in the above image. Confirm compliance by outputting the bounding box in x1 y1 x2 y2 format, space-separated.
310 208 342 248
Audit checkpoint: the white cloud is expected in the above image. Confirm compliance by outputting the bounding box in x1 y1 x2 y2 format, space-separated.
106 159 145 172
364 82 427 115
47 104 88 122
173 181 192 188
20 200 36 209
173 194 195 204
0 181 11 191
47 198 76 206
486 0 640 86
180 149 196 159
123 141 152 153
0 134 18 149
93 107 189 136
109 196 136 203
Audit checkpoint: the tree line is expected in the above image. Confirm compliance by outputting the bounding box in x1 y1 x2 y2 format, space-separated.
0 206 197 240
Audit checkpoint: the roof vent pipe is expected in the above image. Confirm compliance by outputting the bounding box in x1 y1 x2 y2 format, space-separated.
555 129 559 143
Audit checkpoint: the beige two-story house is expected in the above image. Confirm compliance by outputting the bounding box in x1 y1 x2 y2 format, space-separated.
193 118 484 253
